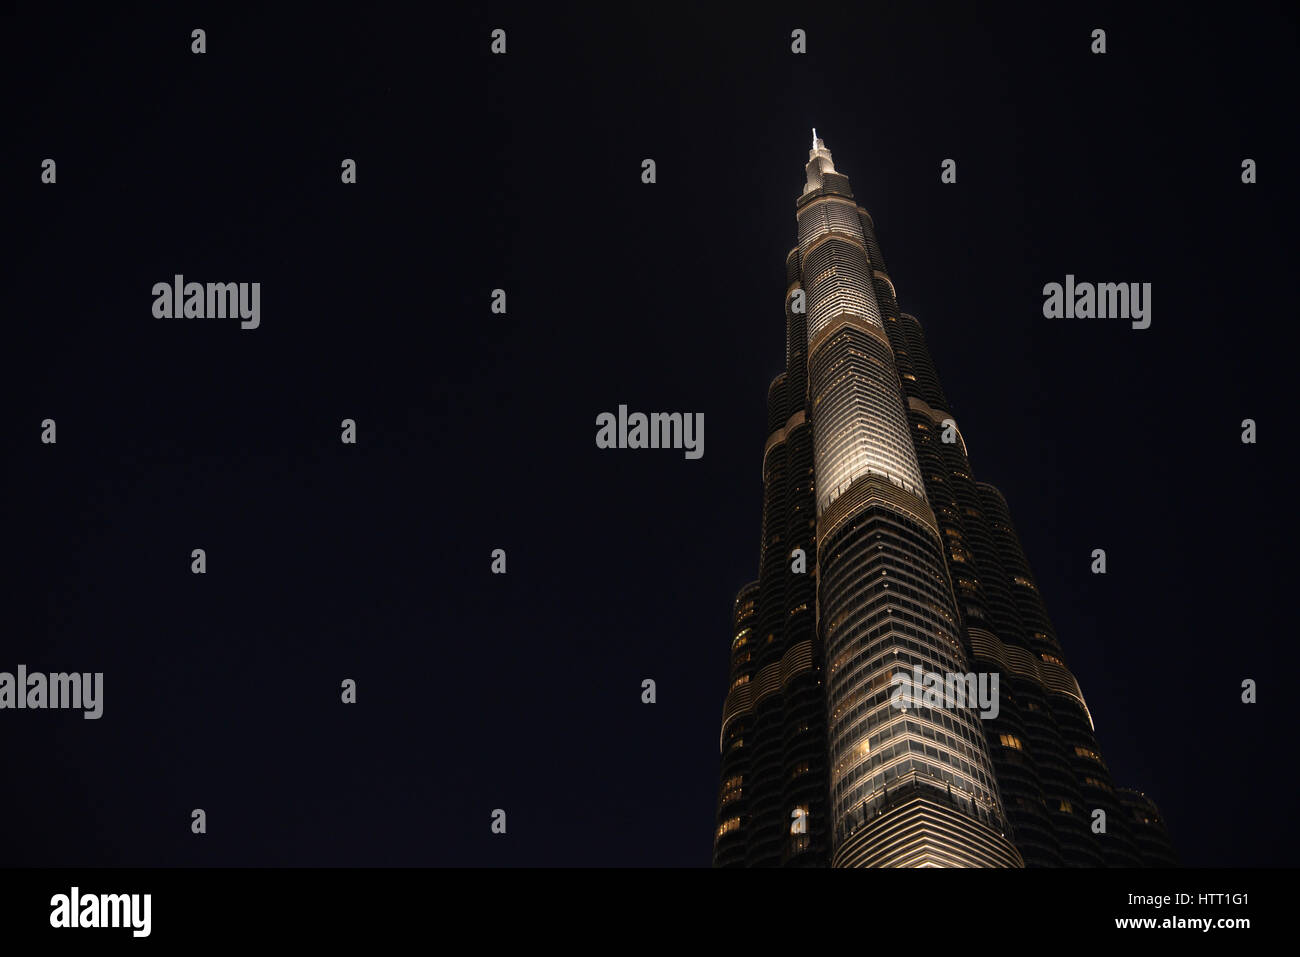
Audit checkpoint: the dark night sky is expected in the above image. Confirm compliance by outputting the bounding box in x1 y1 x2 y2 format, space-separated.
4 4 1297 866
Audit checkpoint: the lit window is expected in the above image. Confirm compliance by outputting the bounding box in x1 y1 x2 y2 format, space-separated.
721 775 743 805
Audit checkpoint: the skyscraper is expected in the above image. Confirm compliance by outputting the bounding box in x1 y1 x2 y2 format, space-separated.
713 134 1174 868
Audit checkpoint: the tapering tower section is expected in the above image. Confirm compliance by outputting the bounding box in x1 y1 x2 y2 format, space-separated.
715 132 1172 869
800 135 1020 867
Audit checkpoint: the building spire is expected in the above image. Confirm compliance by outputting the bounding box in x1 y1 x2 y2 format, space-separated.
803 129 836 195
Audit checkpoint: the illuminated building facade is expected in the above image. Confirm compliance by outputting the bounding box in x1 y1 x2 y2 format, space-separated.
713 134 1174 868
